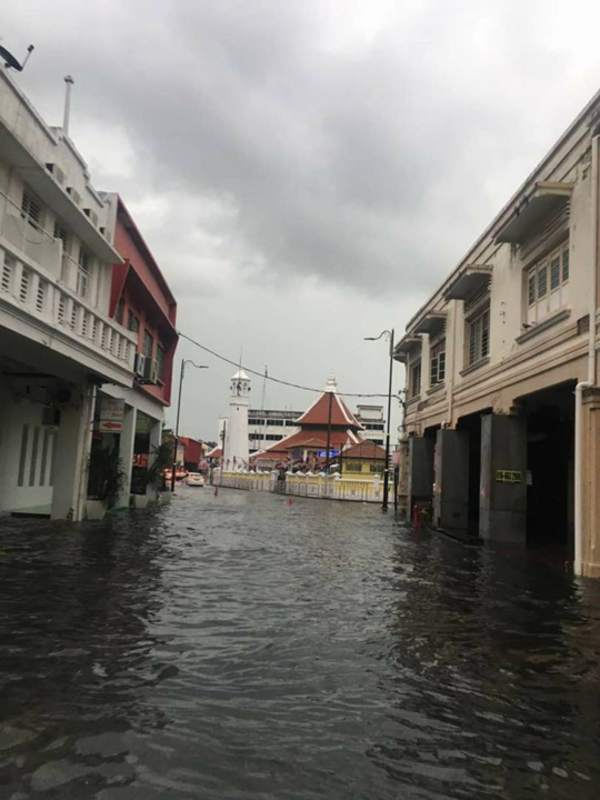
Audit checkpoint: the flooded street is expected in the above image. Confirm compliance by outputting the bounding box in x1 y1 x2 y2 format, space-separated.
1 490 600 799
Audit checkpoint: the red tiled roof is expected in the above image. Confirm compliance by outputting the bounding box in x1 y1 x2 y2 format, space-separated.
296 391 363 429
343 440 386 460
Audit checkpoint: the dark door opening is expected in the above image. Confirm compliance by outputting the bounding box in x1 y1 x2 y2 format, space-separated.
522 383 574 551
457 411 487 538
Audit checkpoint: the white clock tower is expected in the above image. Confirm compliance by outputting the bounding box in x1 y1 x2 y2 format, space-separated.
224 369 250 471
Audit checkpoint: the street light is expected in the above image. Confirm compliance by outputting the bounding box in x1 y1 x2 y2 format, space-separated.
364 328 395 512
171 359 208 492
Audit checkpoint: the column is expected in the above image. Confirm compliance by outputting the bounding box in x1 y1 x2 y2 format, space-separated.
407 436 434 512
433 428 469 531
51 384 94 521
117 405 136 508
146 416 162 500
479 414 527 543
581 389 600 576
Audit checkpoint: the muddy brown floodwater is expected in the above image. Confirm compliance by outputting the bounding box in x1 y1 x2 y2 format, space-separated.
1 488 600 799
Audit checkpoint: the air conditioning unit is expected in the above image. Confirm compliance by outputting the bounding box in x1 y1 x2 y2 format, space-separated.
45 163 66 186
134 352 146 378
42 407 61 427
66 186 81 206
84 208 99 227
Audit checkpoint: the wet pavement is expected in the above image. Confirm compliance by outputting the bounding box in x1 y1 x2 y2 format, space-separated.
1 489 600 799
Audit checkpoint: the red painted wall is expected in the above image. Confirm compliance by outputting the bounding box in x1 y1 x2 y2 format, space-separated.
109 199 178 406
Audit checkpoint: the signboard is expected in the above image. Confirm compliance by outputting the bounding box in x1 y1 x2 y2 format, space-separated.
496 469 522 484
98 397 124 434
317 449 340 458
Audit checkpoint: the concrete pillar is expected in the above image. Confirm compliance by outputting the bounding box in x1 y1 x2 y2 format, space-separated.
433 428 469 531
479 414 527 543
117 405 136 508
51 384 94 521
581 389 600 577
146 416 162 500
408 435 434 511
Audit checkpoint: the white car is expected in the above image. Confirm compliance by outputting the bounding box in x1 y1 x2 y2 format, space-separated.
186 472 205 487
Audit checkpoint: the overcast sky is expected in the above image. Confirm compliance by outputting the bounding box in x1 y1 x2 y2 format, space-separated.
3 1 600 441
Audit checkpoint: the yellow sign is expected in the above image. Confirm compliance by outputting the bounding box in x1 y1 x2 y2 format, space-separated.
496 470 522 484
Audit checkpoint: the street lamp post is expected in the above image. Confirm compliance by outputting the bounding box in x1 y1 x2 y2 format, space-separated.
171 359 208 492
364 329 395 512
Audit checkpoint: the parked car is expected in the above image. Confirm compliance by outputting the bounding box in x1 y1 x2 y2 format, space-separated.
186 472 205 487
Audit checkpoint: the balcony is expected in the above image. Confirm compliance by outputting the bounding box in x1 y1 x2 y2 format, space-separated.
0 235 136 386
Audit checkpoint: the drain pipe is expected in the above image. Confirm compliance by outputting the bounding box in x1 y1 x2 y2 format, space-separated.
575 134 600 576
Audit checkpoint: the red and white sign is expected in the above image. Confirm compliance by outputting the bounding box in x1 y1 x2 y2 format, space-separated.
98 397 125 434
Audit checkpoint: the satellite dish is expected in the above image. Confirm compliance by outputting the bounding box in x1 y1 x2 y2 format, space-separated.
0 43 34 72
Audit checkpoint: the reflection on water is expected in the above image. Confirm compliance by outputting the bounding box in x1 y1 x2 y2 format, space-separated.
1 490 600 798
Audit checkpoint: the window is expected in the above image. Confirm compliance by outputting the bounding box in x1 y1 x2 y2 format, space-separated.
345 462 362 472
369 463 381 473
248 418 262 426
430 338 446 386
143 330 154 359
265 434 283 441
21 191 42 229
115 297 125 325
267 419 284 426
409 360 421 399
128 311 139 333
467 307 490 366
77 247 91 298
53 221 68 251
156 343 165 381
526 241 570 324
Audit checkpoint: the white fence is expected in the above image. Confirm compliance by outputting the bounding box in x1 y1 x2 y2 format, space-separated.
214 470 382 503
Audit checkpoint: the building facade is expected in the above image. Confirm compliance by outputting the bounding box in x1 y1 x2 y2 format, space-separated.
396 89 600 577
355 404 385 446
90 194 177 506
0 67 135 519
248 409 301 452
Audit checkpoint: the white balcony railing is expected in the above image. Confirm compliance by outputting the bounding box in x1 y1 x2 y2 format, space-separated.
0 241 136 377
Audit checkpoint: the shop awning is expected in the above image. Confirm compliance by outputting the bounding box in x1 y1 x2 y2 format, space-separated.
444 264 493 300
495 181 573 244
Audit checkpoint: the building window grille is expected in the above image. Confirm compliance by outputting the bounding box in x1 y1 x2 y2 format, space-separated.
467 307 490 366
53 221 68 251
36 281 46 313
143 330 154 359
115 297 125 324
409 360 421 398
526 241 569 324
430 339 446 386
19 269 30 304
21 191 42 229
128 311 139 333
77 247 91 298
1 257 13 293
156 343 165 380
346 462 362 472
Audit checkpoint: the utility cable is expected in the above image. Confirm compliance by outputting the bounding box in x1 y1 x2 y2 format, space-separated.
177 330 399 399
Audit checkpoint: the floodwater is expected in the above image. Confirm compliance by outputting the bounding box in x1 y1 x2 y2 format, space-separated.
1 491 600 799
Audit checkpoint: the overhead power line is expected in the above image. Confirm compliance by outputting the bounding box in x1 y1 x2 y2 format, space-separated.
177 330 397 399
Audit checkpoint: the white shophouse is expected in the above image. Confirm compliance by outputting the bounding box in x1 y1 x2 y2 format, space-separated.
0 67 135 518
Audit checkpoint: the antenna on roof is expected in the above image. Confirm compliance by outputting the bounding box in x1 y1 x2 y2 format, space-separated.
260 366 268 412
62 75 74 135
0 43 34 72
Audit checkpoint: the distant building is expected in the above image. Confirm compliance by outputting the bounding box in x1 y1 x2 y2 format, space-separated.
341 440 386 479
355 404 385 446
248 409 302 452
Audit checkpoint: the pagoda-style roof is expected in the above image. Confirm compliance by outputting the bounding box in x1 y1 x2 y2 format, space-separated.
296 391 362 429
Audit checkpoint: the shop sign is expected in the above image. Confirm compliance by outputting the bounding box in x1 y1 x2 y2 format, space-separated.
496 469 523 484
98 397 125 433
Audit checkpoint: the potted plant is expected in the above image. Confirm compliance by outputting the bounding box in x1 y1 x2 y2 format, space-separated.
86 445 127 520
